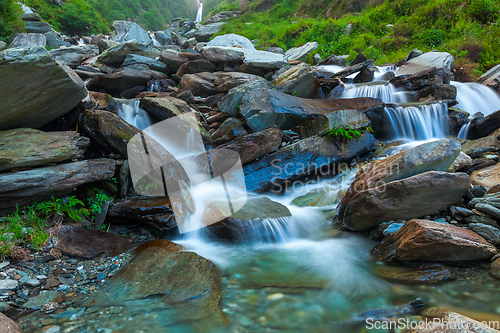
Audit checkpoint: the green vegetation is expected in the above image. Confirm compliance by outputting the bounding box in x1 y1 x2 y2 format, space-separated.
0 0 24 42
326 125 373 142
0 189 114 258
212 0 500 73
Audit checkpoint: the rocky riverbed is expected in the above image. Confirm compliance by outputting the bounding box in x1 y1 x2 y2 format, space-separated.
2 5 500 333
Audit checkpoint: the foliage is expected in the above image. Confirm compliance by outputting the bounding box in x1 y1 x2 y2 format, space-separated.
87 188 113 217
35 196 86 221
211 0 500 72
0 0 24 42
326 125 373 142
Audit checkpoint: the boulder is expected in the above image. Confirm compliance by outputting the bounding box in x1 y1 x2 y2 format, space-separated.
462 134 499 156
338 139 462 222
0 41 6 51
396 51 454 83
0 313 22 333
20 13 41 21
0 46 87 130
316 59 374 79
8 33 46 48
44 31 60 49
178 73 217 97
49 45 97 68
111 20 151 44
155 30 172 45
98 40 160 65
273 63 320 98
265 46 285 54
343 172 470 230
284 42 318 61
23 291 62 310
204 11 240 24
491 257 500 279
25 21 53 34
98 39 120 53
219 79 275 117
468 223 500 246
372 219 497 263
108 197 178 232
214 72 263 92
83 240 224 324
448 151 472 172
471 164 500 188
319 54 348 66
0 128 89 172
86 68 151 94
54 225 134 259
0 159 115 213
237 88 384 133
139 96 194 122
468 110 500 140
194 22 225 42
122 54 168 73
206 196 291 239
242 49 287 71
211 117 246 143
206 34 255 49
176 59 217 76
159 49 202 72
479 64 500 91
202 45 245 62
373 264 456 284
390 67 446 90
396 48 424 67
243 132 376 192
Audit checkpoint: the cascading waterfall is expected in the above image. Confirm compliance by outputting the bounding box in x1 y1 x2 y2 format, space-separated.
451 81 500 117
116 99 324 243
383 102 449 140
458 121 471 140
341 82 408 103
149 33 160 46
195 0 203 23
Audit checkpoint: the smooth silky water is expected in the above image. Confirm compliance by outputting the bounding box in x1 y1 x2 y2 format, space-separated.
101 98 500 332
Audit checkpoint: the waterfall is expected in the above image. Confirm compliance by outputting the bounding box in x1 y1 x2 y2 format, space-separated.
458 121 471 140
451 81 500 117
341 82 408 103
116 99 324 243
149 33 161 46
383 102 449 141
195 0 203 23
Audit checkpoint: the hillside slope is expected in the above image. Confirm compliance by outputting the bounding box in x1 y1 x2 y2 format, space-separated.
212 0 500 75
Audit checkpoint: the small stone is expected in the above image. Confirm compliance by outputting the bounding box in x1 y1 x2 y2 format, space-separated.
37 275 48 280
0 262 9 270
108 306 122 314
24 291 62 310
240 315 252 326
19 275 40 287
41 325 60 333
267 293 284 301
96 273 106 281
44 277 60 289
41 301 59 313
14 275 22 280
49 248 62 258
0 279 18 290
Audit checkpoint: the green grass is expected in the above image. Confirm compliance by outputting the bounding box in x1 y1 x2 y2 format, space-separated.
0 0 24 42
211 0 500 73
326 125 373 142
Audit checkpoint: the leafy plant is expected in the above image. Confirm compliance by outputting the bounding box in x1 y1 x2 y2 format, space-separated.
35 196 86 221
326 125 373 142
87 189 113 217
421 28 446 48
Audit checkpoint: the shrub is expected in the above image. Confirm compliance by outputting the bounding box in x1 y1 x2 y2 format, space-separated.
421 28 446 48
467 0 499 24
0 0 24 42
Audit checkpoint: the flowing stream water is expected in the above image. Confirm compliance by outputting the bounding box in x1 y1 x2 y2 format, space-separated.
195 0 203 23
111 81 500 332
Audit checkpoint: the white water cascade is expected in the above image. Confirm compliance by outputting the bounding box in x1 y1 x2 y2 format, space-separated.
149 33 161 46
341 82 408 103
451 81 500 117
195 0 203 23
116 99 325 243
383 102 449 141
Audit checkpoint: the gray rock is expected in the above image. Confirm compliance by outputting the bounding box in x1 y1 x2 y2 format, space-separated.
219 79 275 117
273 63 319 98
49 45 97 68
202 46 245 62
313 53 322 65
44 31 60 49
25 21 53 34
479 63 500 91
242 49 287 70
194 22 225 42
0 128 89 172
204 10 240 24
156 30 172 45
0 46 87 130
206 34 255 49
465 215 499 228
214 72 263 93
24 291 61 310
319 54 348 66
265 46 285 54
396 48 424 66
475 203 500 219
469 223 500 245
396 51 454 82
0 279 18 290
111 20 151 44
8 33 46 48
0 159 115 213
98 39 160 65
86 67 151 93
285 42 318 61
184 29 196 39
0 41 6 51
20 13 41 21
19 276 40 287
122 54 168 72
98 39 120 53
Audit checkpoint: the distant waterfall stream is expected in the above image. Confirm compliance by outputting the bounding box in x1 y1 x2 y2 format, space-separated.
195 0 203 23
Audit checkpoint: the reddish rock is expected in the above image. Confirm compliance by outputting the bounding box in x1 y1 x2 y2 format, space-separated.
491 258 500 279
343 171 470 230
372 219 497 263
54 225 134 259
373 264 456 284
471 164 500 188
0 313 22 333
44 277 61 289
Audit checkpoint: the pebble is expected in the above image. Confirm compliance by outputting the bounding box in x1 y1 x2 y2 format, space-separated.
267 293 284 301
41 326 60 333
37 275 48 280
96 272 107 281
19 275 40 287
0 279 18 290
0 262 10 270
108 306 123 314
240 316 252 326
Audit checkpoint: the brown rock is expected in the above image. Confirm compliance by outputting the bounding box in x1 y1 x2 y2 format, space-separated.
371 219 497 263
139 96 193 121
486 184 500 195
468 110 500 140
44 277 60 289
471 164 500 188
54 225 134 259
176 59 217 76
0 313 23 333
373 264 456 284
215 72 263 93
344 171 470 230
491 257 500 279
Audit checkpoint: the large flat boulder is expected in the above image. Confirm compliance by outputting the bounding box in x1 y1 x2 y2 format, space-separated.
123 54 168 73
178 73 218 97
284 42 318 61
214 72 263 92
111 20 151 44
243 131 377 192
238 88 384 133
0 46 87 130
98 40 160 65
86 68 151 94
25 21 53 34
219 79 274 117
242 49 287 71
343 171 470 230
0 159 115 213
206 34 255 49
194 22 225 42
471 163 500 188
8 33 46 48
396 51 454 82
479 63 500 91
372 219 497 263
338 139 462 223
83 239 224 324
0 128 89 172
273 63 320 98
49 45 97 68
